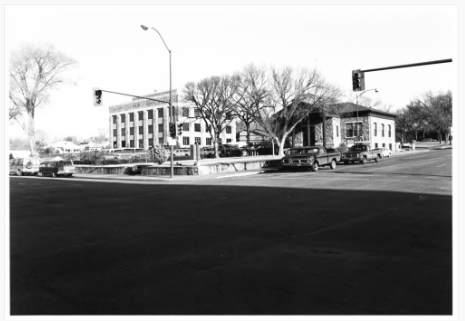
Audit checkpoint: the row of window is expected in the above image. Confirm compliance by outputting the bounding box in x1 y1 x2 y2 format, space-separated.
113 124 232 137
374 142 392 150
115 137 229 149
113 108 233 123
341 123 392 138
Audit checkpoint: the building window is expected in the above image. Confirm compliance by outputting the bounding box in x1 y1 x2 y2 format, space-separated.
389 143 392 150
388 125 391 137
158 138 164 144
130 113 134 122
148 125 153 134
194 108 201 117
121 128 125 136
138 112 143 121
130 140 134 147
113 129 117 137
374 122 377 136
226 112 232 120
375 143 378 148
336 125 339 137
382 143 386 147
148 138 153 147
226 126 232 134
121 114 126 123
182 107 190 117
346 123 354 137
183 137 190 145
121 141 126 147
195 137 201 144
113 116 117 124
206 138 212 145
226 139 232 143
183 123 190 131
206 124 211 133
139 126 143 134
113 142 117 148
158 124 164 133
139 139 144 148
195 123 201 132
381 124 385 137
158 109 164 118
148 110 153 119
130 127 134 135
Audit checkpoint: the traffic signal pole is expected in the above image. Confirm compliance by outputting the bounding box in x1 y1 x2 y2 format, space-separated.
361 59 452 73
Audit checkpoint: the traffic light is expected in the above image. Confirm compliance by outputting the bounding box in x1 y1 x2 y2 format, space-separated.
352 70 365 92
93 88 103 106
169 122 176 138
177 123 183 136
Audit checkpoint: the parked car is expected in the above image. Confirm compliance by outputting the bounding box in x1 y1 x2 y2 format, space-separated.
9 157 41 176
38 160 75 177
201 147 215 158
373 147 392 159
341 143 379 165
173 148 190 157
420 138 437 142
281 146 341 171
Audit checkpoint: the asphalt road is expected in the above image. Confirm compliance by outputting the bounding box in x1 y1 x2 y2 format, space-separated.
9 149 452 315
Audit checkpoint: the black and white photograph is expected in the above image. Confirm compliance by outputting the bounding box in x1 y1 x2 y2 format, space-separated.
4 2 461 319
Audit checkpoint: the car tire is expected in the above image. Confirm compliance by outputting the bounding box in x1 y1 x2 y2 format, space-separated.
52 172 57 178
344 161 349 165
375 156 379 163
330 159 337 170
378 154 383 159
311 162 319 172
361 158 367 165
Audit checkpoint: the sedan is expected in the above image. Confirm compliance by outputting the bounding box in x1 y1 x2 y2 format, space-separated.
373 147 392 159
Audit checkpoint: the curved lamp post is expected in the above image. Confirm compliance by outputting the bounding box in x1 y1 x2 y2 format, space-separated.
141 24 174 178
355 88 378 143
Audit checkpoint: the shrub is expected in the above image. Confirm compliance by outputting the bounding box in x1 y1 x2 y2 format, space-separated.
148 145 169 165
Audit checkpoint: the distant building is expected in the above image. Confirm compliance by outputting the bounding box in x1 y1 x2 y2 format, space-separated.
108 90 236 149
50 141 83 154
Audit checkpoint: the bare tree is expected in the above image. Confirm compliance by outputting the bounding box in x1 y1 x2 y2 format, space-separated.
256 66 341 156
233 64 270 145
183 74 242 158
9 43 77 156
415 91 452 143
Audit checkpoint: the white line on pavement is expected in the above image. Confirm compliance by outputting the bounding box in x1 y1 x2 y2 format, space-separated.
437 164 447 167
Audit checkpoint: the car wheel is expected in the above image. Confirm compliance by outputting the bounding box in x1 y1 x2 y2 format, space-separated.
52 172 57 178
311 162 319 172
330 159 337 170
344 161 349 165
378 154 383 159
361 158 367 165
375 156 379 163
17 169 23 176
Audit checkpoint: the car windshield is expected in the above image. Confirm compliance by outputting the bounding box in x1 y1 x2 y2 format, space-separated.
350 146 367 151
63 161 74 166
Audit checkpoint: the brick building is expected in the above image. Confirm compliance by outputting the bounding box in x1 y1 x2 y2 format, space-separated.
289 103 397 151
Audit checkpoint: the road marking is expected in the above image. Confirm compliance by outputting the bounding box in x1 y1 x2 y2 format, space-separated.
437 164 447 168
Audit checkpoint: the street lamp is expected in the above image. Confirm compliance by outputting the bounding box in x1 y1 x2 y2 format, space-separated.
355 88 378 143
141 24 174 178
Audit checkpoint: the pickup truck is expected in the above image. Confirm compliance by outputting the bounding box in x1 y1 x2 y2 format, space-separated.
281 146 341 172
341 143 379 165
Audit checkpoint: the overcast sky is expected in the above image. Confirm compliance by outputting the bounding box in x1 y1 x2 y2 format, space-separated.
5 4 456 141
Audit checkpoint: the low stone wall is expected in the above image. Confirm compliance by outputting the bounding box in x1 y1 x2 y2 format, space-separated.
75 158 282 176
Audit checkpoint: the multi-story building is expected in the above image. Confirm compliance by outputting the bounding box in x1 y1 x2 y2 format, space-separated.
108 90 236 149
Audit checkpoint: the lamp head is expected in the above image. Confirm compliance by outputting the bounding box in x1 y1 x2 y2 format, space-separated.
141 25 148 31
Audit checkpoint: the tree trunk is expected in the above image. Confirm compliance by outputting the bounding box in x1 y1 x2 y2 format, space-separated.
214 133 221 158
437 131 442 144
278 133 289 156
246 123 251 145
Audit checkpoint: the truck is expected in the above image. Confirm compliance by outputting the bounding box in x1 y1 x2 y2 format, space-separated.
281 146 341 172
341 143 379 165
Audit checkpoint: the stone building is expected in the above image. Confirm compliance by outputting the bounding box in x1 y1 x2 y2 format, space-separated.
108 90 237 149
289 103 397 151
